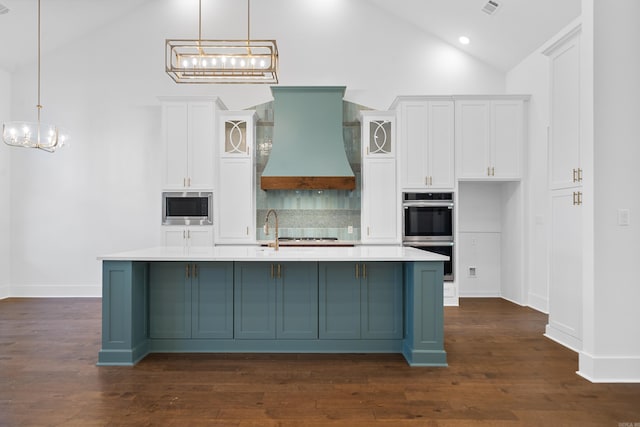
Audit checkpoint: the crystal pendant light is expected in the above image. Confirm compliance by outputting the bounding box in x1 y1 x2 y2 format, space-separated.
2 0 68 152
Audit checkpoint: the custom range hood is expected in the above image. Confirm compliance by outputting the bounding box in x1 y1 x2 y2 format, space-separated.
260 86 356 190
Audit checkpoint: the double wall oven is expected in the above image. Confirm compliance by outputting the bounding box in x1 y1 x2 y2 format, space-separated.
402 192 454 281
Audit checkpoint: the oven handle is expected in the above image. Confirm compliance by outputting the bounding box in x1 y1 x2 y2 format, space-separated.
402 202 454 208
403 241 454 247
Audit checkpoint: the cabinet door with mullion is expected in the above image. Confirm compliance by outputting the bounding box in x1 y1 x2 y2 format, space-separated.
149 262 192 339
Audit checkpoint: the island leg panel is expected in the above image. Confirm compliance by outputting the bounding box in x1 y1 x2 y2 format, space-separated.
402 261 447 366
98 261 149 366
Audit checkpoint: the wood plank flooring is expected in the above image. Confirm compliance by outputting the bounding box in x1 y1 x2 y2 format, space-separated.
1 297 639 426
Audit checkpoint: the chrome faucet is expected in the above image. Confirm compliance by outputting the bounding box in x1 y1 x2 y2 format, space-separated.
264 209 279 251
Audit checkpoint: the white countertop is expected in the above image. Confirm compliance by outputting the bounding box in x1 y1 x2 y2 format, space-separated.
99 245 449 262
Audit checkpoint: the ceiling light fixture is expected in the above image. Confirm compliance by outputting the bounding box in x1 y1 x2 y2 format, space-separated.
459 36 470 45
2 0 67 152
166 0 278 84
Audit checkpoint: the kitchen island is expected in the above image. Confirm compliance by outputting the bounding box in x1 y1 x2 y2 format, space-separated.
97 245 447 367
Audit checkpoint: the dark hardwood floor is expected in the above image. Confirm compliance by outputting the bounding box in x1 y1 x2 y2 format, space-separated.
1 297 639 426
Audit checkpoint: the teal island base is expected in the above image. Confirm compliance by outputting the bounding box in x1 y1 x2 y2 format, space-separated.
98 260 446 367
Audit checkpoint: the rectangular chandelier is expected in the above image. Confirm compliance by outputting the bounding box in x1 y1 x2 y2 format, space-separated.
165 39 279 84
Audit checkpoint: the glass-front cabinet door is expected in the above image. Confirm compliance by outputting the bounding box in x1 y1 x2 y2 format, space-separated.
362 113 395 158
220 111 254 159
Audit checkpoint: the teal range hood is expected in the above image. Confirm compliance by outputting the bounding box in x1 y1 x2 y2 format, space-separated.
260 86 356 190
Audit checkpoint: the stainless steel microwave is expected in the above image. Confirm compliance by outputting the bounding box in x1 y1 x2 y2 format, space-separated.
162 192 213 225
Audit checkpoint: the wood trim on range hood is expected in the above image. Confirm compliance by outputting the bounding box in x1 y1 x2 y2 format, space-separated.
260 86 356 191
261 176 356 190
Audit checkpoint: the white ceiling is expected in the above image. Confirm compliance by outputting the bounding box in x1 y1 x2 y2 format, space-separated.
0 0 581 73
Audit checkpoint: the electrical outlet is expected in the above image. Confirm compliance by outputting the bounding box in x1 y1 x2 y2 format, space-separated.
468 266 477 278
347 225 353 234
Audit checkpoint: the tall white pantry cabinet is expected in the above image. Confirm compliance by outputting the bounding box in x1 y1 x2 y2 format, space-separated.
215 110 257 244
360 111 399 244
544 28 583 351
160 97 225 248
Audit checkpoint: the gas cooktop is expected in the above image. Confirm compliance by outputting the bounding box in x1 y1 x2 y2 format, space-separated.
278 237 338 242
266 237 354 247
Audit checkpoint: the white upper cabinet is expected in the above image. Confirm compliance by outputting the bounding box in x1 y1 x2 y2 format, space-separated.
455 97 525 180
395 98 455 190
360 111 399 244
547 32 581 190
161 98 223 190
215 110 256 244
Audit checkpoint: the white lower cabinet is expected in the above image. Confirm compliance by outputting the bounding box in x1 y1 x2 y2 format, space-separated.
546 187 582 350
162 226 213 248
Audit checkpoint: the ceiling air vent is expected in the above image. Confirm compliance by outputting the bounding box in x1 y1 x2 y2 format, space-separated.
0 4 9 15
481 0 501 15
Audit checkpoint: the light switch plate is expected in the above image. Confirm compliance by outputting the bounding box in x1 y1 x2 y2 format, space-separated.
618 209 630 226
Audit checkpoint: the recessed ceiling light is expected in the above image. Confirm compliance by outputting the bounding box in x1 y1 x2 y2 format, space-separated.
459 36 470 45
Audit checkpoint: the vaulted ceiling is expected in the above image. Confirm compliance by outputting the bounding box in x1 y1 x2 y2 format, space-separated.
0 0 581 73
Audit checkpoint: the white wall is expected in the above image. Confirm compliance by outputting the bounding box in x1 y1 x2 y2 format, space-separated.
0 68 10 299
579 0 640 382
7 0 506 296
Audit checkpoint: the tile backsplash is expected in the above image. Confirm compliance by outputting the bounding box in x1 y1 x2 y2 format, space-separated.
254 100 368 241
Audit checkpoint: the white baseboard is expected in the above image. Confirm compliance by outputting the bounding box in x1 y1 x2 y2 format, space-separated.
544 324 582 353
0 284 8 300
459 290 501 298
527 292 548 313
578 352 640 383
9 284 101 298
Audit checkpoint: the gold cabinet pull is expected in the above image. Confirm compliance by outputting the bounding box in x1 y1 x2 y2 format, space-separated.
186 264 190 278
187 230 191 239
193 264 198 278
183 177 186 187
572 168 577 182
271 264 274 279
362 263 367 279
492 167 495 176
430 176 433 186
246 226 249 236
367 226 370 236
572 191 581 206
578 168 583 182
183 230 186 239
355 263 359 279
425 176 429 186
487 166 491 176
277 264 282 279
